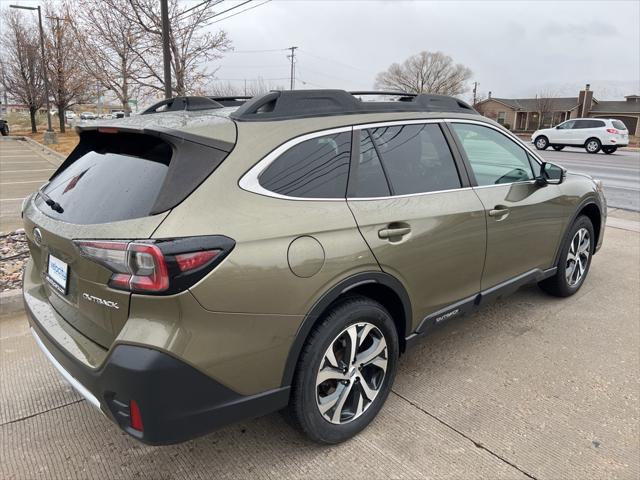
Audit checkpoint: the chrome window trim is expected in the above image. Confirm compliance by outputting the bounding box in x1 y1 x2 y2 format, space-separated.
238 126 352 202
348 186 474 202
238 117 546 202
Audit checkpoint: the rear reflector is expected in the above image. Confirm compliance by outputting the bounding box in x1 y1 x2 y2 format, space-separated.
129 399 143 431
97 127 118 134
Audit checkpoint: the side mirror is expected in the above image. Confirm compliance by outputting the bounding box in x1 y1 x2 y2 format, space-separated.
536 162 565 186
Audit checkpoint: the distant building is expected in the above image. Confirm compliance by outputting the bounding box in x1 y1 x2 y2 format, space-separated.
475 84 640 136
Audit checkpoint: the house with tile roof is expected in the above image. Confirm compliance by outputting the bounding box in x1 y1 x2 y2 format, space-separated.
474 84 640 136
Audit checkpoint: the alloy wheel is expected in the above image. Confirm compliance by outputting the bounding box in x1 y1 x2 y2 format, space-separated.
565 227 591 286
315 322 388 424
586 140 599 152
536 138 547 149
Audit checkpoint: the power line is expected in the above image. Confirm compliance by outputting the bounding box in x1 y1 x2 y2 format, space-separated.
297 49 375 75
225 48 288 54
177 0 224 18
210 0 272 24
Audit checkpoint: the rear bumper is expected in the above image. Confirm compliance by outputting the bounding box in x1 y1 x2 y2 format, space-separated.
26 298 290 445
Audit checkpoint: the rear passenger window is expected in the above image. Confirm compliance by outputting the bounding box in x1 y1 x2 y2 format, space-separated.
259 132 351 198
451 123 534 186
368 124 461 195
349 131 391 198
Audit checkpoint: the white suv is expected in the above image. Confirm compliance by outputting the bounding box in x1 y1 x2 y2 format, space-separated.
532 118 629 154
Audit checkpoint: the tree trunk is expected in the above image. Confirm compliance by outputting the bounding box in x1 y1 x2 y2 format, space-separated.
58 105 66 133
29 107 38 133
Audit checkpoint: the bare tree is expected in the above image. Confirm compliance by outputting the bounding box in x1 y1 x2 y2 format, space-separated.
534 91 557 129
0 10 45 132
208 77 285 97
43 3 91 132
101 0 231 96
69 0 145 116
375 51 472 96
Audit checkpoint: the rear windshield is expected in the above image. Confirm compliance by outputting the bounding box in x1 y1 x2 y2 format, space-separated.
37 132 172 224
612 120 627 130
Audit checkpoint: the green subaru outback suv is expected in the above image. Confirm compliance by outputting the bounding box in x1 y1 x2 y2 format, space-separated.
22 90 606 445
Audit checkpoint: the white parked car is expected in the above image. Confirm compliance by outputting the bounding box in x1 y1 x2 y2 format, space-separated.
64 110 76 120
532 118 629 154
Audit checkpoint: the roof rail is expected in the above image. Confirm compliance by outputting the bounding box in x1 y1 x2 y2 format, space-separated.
229 89 477 121
141 96 223 115
208 96 252 107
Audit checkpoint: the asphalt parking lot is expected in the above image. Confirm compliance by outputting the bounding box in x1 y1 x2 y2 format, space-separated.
1 224 639 479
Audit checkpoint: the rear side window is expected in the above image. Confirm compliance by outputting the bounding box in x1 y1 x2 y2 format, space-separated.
612 120 627 130
368 124 461 195
349 130 390 198
259 132 351 198
39 133 172 224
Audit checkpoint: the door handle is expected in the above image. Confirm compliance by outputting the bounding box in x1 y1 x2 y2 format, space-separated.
488 206 510 218
378 226 411 239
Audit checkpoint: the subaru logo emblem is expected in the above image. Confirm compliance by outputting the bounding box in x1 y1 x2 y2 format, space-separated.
33 227 43 246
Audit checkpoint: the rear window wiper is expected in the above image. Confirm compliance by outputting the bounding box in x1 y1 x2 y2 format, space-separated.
37 182 64 213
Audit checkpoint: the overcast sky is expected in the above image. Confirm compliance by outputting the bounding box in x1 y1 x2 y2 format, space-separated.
210 0 640 100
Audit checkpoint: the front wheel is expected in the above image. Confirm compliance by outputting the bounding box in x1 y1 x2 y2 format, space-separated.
539 215 594 297
603 146 617 154
535 136 549 150
287 296 399 444
585 138 601 154
552 145 565 151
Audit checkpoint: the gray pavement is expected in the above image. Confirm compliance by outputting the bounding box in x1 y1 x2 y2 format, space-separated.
0 137 61 234
535 146 640 211
1 225 638 479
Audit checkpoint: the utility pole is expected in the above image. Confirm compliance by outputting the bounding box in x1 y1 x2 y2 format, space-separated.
472 81 478 105
160 0 172 99
10 4 56 142
288 46 298 90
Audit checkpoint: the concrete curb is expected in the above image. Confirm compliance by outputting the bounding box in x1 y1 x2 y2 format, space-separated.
0 289 23 315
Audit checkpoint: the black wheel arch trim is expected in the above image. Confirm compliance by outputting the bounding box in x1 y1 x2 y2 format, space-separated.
553 196 603 266
281 271 412 387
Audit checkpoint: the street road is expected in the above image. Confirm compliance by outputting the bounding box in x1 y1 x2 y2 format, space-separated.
536 146 640 211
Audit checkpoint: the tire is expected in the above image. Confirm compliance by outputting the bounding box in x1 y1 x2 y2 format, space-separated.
539 215 595 297
603 146 617 154
534 136 549 150
552 145 565 151
585 138 601 154
287 295 399 444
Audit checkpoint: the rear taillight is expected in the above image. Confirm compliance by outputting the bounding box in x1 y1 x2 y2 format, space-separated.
606 128 619 134
74 236 234 294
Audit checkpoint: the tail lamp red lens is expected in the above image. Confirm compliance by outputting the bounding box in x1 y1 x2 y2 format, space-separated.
129 399 143 431
606 128 619 134
74 239 225 294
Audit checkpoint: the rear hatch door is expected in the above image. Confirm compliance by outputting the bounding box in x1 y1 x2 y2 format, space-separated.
23 126 234 348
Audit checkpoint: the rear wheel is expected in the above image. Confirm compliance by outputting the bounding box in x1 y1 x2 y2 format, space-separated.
539 215 594 297
585 138 601 154
603 146 617 154
287 296 399 444
535 136 549 150
552 145 565 151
